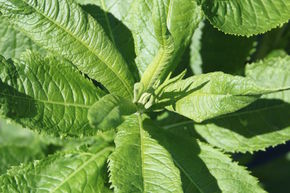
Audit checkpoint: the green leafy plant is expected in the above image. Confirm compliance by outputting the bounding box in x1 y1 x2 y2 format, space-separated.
0 0 289 192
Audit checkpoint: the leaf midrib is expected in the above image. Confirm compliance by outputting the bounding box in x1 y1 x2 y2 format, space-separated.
172 158 205 193
100 0 116 46
50 147 113 193
137 113 145 192
0 92 91 109
18 0 133 98
163 103 289 129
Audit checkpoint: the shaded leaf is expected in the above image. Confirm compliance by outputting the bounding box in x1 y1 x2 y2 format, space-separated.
0 119 55 174
80 3 139 81
190 21 256 75
145 120 265 193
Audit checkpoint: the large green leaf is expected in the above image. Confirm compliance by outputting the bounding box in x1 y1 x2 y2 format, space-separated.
0 0 135 98
108 114 183 193
0 52 104 137
0 146 113 193
145 120 265 193
0 16 44 59
193 54 290 153
163 72 285 122
200 0 290 36
88 94 136 131
190 21 256 75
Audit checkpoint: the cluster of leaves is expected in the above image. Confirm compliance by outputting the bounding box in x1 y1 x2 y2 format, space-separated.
0 0 289 192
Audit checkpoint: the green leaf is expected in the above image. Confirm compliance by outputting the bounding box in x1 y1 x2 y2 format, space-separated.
193 54 290 153
135 0 202 74
139 0 175 90
0 147 113 193
0 52 104 137
200 0 290 36
246 54 290 102
88 94 136 131
145 120 265 193
164 72 284 122
190 21 256 75
0 16 44 59
0 0 135 98
108 114 183 193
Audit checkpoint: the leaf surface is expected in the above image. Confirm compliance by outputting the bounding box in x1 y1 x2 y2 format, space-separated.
88 94 136 131
246 54 290 102
80 3 139 81
193 54 290 152
108 114 182 193
200 0 290 36
133 0 202 75
164 72 284 122
0 147 113 193
0 16 44 59
0 0 135 98
190 21 256 75
78 0 202 75
0 119 50 174
145 119 265 193
0 52 103 137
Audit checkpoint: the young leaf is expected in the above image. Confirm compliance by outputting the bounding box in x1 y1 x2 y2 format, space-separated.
199 0 290 36
0 16 44 59
193 54 290 153
108 114 183 193
132 0 202 74
139 0 175 91
0 146 113 193
88 94 137 131
0 52 104 137
0 0 135 98
146 123 266 193
163 72 286 122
